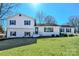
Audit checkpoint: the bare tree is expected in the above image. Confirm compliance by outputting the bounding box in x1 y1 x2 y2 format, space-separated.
44 15 56 25
68 16 79 33
36 11 45 24
0 3 19 31
0 3 19 19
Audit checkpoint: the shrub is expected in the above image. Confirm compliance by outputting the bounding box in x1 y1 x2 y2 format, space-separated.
69 34 74 37
60 33 67 37
52 34 55 37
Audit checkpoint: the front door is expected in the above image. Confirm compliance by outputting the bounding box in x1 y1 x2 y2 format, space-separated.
24 32 30 37
35 27 38 34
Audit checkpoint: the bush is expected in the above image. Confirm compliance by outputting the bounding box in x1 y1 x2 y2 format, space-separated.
60 33 67 37
56 35 59 37
69 34 74 37
52 34 55 37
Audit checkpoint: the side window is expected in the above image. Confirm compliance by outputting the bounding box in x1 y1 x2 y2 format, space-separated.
66 28 71 32
44 27 53 32
60 28 64 32
10 20 16 25
10 31 16 36
24 20 30 25
70 28 71 32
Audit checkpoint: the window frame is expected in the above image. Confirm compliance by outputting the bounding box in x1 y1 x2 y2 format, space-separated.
24 32 30 36
24 20 30 25
44 27 53 32
60 28 64 32
10 31 16 36
10 20 16 25
66 28 71 32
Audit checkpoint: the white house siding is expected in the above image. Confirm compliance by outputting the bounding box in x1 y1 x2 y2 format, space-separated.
7 14 34 28
7 14 35 38
35 26 60 36
7 28 34 38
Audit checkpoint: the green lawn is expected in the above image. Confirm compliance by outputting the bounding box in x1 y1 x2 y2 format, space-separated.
0 36 79 56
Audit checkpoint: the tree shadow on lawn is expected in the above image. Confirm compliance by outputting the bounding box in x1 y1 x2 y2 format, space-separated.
0 37 37 51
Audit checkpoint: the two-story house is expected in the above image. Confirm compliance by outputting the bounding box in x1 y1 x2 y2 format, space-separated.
7 14 35 38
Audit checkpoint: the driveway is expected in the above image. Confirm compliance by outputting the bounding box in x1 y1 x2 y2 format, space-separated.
0 38 37 50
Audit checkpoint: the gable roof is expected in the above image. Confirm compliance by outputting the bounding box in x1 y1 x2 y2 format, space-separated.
7 13 35 20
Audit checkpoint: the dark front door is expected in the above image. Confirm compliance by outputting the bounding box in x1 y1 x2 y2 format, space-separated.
35 27 38 34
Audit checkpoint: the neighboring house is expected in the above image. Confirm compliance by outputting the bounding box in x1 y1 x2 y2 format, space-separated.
7 14 75 38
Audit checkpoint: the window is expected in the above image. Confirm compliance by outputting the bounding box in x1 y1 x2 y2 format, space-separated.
60 28 64 32
24 20 30 25
44 27 53 32
24 32 30 36
10 20 16 25
10 31 16 36
66 28 71 32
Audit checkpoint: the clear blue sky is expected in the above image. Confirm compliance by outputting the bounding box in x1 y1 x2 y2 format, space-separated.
13 3 79 25
4 3 79 30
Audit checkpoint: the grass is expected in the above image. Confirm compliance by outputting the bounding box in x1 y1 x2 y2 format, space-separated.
0 36 79 56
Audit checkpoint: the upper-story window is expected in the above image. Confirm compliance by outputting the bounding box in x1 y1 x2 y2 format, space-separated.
10 20 16 25
66 28 71 32
44 27 53 32
24 20 30 25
